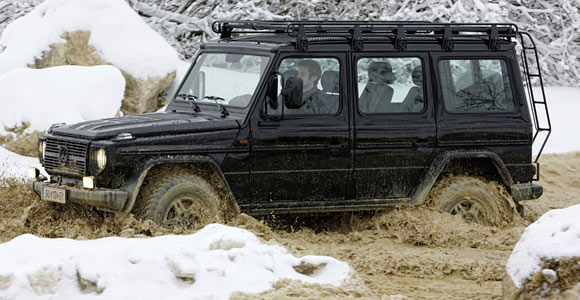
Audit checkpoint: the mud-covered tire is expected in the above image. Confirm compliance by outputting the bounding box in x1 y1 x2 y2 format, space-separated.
133 169 222 229
428 175 517 226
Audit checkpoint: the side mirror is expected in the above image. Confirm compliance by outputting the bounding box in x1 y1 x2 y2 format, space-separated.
281 77 303 109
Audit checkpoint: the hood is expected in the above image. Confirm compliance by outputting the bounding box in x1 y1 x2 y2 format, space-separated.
50 112 241 140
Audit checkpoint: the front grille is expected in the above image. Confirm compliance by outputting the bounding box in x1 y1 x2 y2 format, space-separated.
44 136 90 177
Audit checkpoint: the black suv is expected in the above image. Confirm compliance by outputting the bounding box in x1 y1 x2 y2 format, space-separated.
28 21 551 226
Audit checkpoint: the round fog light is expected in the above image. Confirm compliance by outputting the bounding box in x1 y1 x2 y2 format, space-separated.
83 176 95 189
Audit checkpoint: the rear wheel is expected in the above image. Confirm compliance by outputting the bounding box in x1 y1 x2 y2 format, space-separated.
428 175 517 225
134 168 222 229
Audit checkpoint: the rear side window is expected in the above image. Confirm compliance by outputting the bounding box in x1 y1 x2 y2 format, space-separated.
439 59 515 113
357 57 424 114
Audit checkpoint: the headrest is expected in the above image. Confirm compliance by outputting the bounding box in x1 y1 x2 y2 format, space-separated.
412 65 423 87
368 61 395 84
321 70 339 93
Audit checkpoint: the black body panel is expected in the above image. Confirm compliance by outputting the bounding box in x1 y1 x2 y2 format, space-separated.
52 112 240 139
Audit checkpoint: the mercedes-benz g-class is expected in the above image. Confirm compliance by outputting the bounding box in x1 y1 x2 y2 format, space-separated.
27 21 551 227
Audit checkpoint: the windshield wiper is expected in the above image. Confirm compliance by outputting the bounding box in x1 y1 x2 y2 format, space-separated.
176 93 201 113
203 96 229 118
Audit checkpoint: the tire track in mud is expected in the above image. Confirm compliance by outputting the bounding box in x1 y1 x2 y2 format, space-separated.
1 152 579 299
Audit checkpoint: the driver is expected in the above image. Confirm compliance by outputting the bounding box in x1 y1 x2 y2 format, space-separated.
286 59 327 114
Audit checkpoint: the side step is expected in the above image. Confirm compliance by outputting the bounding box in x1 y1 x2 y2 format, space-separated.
240 198 406 215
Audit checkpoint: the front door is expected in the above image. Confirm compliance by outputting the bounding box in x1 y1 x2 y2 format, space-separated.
249 54 351 205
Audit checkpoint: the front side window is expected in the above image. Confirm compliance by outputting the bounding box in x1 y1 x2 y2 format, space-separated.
266 57 340 116
439 59 515 112
177 53 270 108
357 57 424 114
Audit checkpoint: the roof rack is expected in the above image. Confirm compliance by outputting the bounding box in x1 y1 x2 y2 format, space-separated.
211 20 518 51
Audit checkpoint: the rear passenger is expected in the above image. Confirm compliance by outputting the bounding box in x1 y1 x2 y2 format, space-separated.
359 61 395 113
320 70 340 114
400 65 424 113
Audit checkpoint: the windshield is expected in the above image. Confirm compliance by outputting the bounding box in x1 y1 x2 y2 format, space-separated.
177 53 270 108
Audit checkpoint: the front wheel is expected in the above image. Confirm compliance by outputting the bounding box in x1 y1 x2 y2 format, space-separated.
134 169 222 229
428 175 517 226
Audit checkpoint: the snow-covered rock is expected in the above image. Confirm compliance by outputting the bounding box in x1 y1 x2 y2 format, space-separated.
0 146 42 180
0 65 124 134
0 224 352 300
506 204 580 296
0 0 181 114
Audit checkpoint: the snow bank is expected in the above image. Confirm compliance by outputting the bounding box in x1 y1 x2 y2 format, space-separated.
0 0 179 80
506 204 580 288
0 65 124 134
536 87 580 154
0 147 42 180
0 224 351 300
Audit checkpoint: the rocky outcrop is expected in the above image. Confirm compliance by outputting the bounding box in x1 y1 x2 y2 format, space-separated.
503 258 580 300
31 30 174 115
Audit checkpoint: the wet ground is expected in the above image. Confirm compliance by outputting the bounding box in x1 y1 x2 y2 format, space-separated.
1 152 578 299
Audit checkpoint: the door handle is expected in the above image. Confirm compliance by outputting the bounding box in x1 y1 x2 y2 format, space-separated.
258 120 280 127
412 138 432 147
327 144 347 153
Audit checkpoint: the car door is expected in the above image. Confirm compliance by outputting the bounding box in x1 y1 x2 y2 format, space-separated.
248 54 351 205
433 53 533 180
353 53 436 199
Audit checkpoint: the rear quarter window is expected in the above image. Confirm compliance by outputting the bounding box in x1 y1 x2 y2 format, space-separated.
439 59 515 113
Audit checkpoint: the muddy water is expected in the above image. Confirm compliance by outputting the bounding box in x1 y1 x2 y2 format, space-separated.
1 152 579 299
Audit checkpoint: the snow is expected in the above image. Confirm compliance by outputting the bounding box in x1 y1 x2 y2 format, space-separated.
0 0 180 80
165 59 192 99
0 65 125 134
535 87 580 154
0 147 42 180
506 204 580 288
0 224 351 300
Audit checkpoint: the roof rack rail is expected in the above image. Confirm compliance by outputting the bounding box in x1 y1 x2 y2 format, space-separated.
211 20 518 51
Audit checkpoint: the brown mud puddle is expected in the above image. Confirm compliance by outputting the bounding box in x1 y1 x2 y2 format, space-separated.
1 152 579 299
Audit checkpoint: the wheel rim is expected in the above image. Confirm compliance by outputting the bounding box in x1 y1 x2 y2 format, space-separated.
163 197 214 229
449 197 486 223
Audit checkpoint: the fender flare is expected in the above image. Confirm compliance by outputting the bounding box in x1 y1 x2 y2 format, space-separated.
409 150 515 205
118 155 240 214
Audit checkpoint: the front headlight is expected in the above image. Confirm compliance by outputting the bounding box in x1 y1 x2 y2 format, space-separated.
92 148 107 174
38 140 46 160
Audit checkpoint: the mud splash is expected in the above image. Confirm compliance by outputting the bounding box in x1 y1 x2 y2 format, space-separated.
1 152 579 299
0 178 175 242
231 278 375 300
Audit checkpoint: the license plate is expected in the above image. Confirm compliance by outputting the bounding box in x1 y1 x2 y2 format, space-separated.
42 186 66 204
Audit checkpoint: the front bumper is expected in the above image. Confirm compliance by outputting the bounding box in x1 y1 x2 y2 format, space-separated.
28 179 129 212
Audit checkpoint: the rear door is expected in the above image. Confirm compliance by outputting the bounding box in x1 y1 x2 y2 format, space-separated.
433 52 533 180
353 53 436 199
